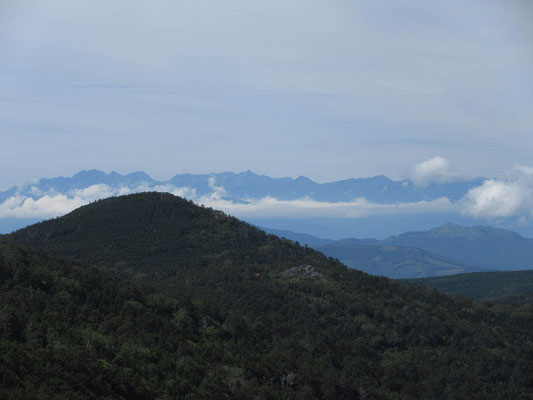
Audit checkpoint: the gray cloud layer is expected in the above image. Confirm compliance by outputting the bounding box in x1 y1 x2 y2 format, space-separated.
1 1 532 188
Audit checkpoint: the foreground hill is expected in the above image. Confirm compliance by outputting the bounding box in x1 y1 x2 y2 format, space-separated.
411 270 533 301
0 243 249 399
2 193 533 399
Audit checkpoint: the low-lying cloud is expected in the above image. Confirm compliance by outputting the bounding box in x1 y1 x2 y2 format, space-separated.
200 196 455 219
0 183 197 219
0 194 86 219
0 181 455 221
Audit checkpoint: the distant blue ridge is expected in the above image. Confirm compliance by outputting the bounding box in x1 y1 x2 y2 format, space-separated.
1 169 485 204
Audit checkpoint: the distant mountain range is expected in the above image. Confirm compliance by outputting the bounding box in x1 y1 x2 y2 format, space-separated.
168 171 485 203
263 224 533 278
0 169 485 205
344 223 533 270
2 168 514 239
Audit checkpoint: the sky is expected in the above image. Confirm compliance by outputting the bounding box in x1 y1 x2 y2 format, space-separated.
1 0 532 190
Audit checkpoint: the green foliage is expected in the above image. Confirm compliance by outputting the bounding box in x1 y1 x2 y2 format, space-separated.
410 270 533 301
1 193 533 399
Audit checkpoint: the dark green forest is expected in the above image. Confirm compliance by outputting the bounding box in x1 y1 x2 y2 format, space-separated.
410 270 533 301
2 193 533 399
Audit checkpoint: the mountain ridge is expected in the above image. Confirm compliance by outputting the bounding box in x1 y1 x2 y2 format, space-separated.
381 223 533 269
1 168 486 204
5 169 529 240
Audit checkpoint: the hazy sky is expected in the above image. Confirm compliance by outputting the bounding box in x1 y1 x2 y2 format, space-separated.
1 0 532 189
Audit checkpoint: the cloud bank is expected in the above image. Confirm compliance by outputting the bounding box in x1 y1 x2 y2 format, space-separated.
0 183 196 219
201 196 455 219
0 178 455 221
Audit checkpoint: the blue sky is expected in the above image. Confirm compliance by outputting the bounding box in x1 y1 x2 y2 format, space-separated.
1 0 532 189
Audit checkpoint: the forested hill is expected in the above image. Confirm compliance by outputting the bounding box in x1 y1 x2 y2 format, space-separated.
410 270 533 301
4 193 343 304
2 193 533 399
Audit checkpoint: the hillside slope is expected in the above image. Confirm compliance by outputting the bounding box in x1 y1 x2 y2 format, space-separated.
0 243 268 399
3 193 533 399
410 270 533 301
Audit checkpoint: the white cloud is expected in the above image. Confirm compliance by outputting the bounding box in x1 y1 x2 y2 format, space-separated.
410 156 457 187
0 179 455 221
0 183 198 219
207 176 227 198
461 179 531 218
0 194 86 218
28 186 43 196
460 164 533 219
68 184 124 202
151 184 197 198
198 195 454 219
